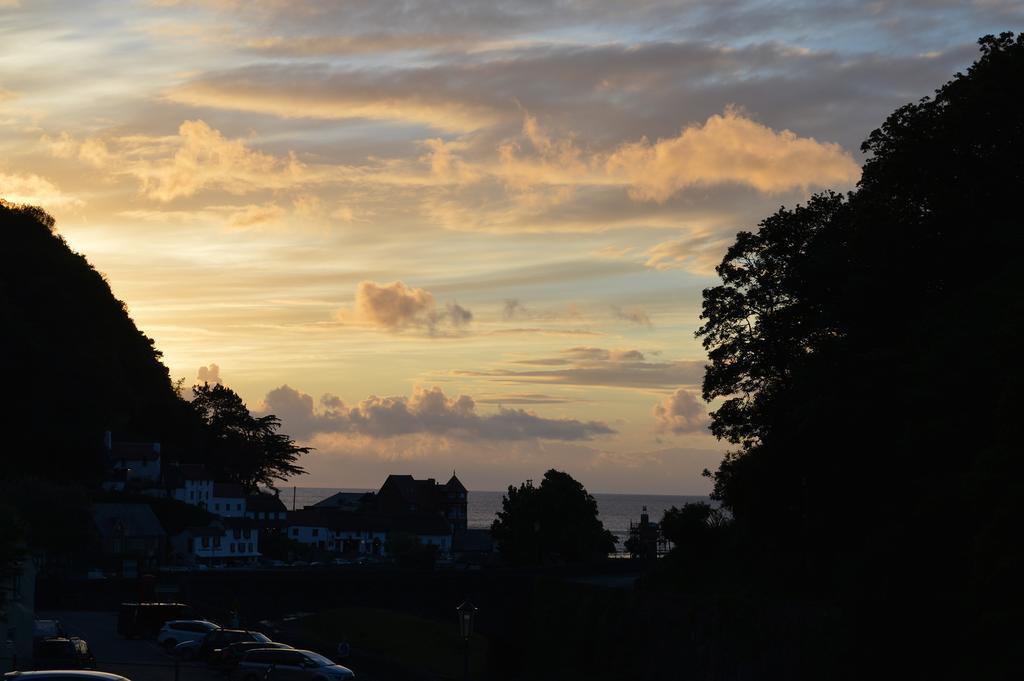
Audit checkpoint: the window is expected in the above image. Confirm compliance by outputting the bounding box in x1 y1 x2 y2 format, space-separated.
190 491 195 501
248 543 253 553
312 528 319 537
237 503 242 510
291 528 298 536
243 529 251 539
258 512 264 519
214 503 220 511
201 537 209 548
230 543 236 553
214 537 221 547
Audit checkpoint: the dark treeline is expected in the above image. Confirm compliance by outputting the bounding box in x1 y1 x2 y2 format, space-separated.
646 33 1023 679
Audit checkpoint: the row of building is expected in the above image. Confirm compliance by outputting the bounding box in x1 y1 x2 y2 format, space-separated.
96 437 490 571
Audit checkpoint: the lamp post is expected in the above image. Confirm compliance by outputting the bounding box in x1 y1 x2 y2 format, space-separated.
456 601 477 681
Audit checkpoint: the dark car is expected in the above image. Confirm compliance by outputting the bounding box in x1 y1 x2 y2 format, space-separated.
212 642 293 672
193 630 271 663
32 638 95 670
118 603 195 638
232 649 354 681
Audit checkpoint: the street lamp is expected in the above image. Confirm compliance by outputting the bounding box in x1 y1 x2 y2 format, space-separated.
456 601 477 681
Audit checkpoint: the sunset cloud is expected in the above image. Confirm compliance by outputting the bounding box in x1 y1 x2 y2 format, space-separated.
653 388 710 434
454 347 704 390
339 280 473 334
606 108 861 200
0 172 82 208
196 363 223 385
167 66 504 133
261 384 615 441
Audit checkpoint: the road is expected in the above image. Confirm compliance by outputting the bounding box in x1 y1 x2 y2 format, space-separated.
36 612 221 681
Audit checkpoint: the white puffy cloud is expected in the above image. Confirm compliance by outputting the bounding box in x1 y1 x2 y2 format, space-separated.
653 388 710 434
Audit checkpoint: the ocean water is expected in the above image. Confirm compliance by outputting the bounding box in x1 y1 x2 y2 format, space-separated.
284 487 708 547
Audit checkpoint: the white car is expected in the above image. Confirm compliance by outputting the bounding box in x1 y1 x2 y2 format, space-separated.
158 620 220 650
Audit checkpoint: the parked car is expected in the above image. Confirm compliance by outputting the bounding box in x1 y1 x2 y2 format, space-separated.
32 637 95 670
118 603 196 638
5 673 129 681
232 649 354 681
211 642 293 672
158 620 220 650
174 629 271 662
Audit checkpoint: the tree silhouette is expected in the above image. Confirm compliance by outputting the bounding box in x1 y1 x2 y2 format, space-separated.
191 382 308 492
696 32 1024 674
491 469 616 565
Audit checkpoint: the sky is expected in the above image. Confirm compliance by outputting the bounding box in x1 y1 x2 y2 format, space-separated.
1 1 1019 493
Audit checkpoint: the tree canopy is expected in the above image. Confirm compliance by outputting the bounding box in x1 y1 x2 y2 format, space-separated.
190 382 309 491
695 32 1024 673
491 469 616 565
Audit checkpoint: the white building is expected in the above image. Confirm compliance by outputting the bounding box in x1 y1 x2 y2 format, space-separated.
211 483 247 517
171 519 259 565
108 439 162 483
166 464 214 509
285 508 452 557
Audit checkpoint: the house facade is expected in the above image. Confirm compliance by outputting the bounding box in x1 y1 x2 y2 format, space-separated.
211 482 247 517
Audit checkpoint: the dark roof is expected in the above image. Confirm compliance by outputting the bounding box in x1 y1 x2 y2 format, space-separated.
111 442 161 461
94 503 166 539
247 492 287 513
164 464 213 486
213 482 246 498
311 491 371 509
325 511 452 535
286 508 331 528
445 474 467 493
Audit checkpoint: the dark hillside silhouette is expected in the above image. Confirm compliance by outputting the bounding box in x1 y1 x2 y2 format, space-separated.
0 201 183 483
0 201 307 491
694 33 1023 676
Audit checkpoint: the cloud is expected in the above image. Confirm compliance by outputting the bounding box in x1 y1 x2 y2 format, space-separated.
338 280 474 335
605 107 861 200
196 363 223 385
261 384 615 441
0 171 82 208
645 232 736 275
167 65 505 133
611 305 652 327
227 202 285 228
653 388 710 434
454 346 704 390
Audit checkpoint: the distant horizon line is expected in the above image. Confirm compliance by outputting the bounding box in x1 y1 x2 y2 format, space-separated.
279 484 710 498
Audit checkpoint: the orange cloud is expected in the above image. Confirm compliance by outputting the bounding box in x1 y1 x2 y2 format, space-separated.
606 107 861 200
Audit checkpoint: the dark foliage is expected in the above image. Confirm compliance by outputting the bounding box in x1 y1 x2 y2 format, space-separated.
190 382 308 491
0 478 93 572
696 33 1024 675
0 201 182 483
491 469 616 565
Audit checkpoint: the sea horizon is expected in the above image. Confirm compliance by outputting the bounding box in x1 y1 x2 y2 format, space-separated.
282 486 710 547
